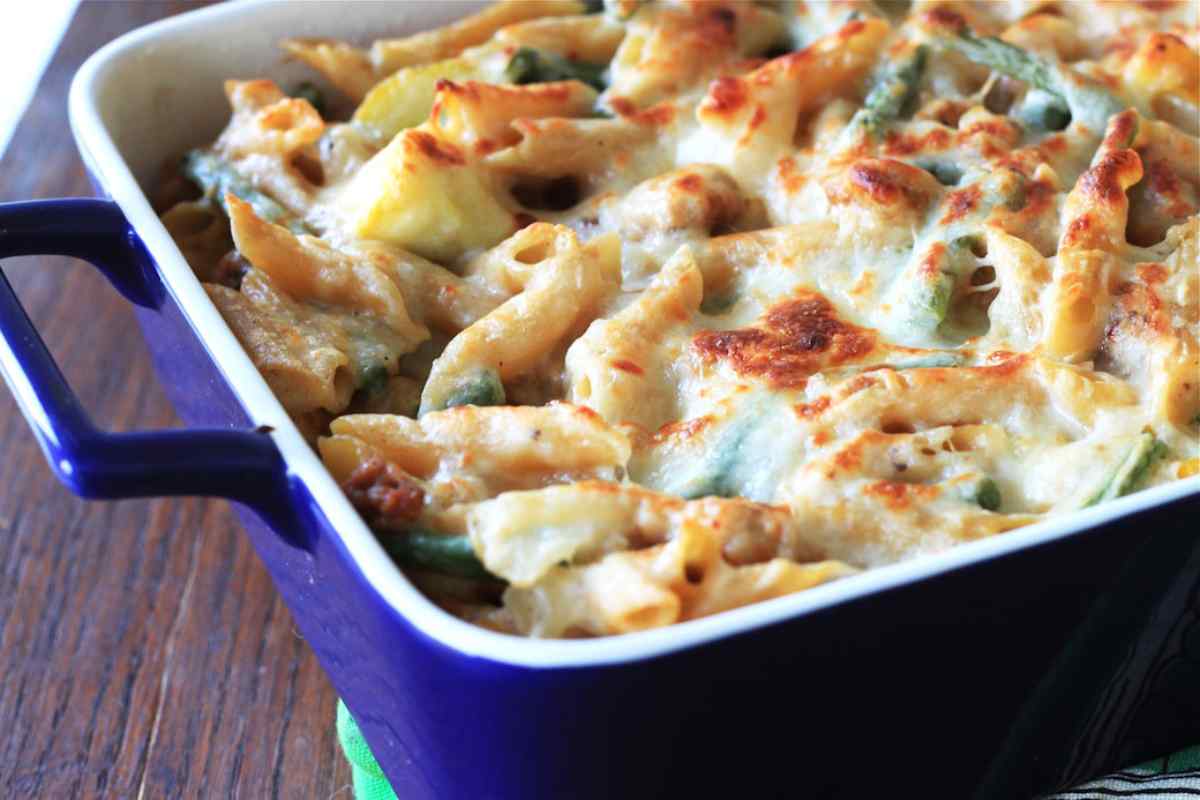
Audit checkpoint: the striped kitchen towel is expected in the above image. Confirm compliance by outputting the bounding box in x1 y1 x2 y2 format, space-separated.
337 700 1200 799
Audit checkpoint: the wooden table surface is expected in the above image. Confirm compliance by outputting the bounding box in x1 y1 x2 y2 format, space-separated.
0 3 352 797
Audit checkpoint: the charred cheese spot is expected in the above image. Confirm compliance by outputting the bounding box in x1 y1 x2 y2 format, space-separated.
864 480 940 510
976 352 1030 377
408 130 466 166
838 19 868 41
919 242 947 278
846 159 939 211
794 396 831 419
692 292 875 388
963 125 1022 159
1136 263 1168 285
1081 148 1143 206
940 185 982 224
573 405 604 424
612 359 645 375
609 97 678 126
1062 214 1097 247
652 415 714 445
833 440 864 472
924 100 970 128
776 157 807 194
746 105 767 134
1104 111 1138 150
703 76 749 116
1020 180 1056 216
883 127 953 156
1111 282 1169 336
921 8 968 35
999 136 1068 178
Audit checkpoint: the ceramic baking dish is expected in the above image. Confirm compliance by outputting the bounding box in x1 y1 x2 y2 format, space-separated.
1 2 1198 797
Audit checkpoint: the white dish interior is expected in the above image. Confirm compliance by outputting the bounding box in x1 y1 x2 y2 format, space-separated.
68 0 1200 667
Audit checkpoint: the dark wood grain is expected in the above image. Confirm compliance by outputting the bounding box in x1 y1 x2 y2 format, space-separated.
0 3 352 798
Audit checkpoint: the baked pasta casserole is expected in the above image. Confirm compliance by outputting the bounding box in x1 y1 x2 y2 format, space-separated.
159 0 1200 637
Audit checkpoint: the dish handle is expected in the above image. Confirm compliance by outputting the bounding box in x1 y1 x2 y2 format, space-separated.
0 199 300 538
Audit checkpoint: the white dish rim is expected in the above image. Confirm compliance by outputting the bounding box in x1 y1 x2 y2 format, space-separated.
65 0 1200 669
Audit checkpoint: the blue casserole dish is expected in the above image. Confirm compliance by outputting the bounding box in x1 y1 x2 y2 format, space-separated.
0 3 1197 797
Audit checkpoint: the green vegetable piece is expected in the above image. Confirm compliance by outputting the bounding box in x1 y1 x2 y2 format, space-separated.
901 269 956 334
1083 433 1168 507
848 45 928 139
886 352 963 369
678 415 759 500
291 81 326 117
385 530 497 582
700 288 738 316
1039 104 1073 132
504 47 607 92
183 150 310 235
951 234 985 256
980 165 1030 212
583 0 604 12
1014 89 1071 133
964 477 1002 511
945 33 1057 100
917 159 962 186
357 364 390 396
442 369 506 411
890 168 1025 339
934 24 1124 132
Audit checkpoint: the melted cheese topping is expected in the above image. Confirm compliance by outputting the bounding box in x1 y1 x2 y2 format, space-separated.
162 0 1200 638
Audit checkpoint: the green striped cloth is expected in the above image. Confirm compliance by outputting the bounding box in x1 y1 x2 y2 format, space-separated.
336 700 1200 799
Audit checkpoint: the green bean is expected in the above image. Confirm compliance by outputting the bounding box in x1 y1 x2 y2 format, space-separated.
945 32 1057 98
899 270 956 335
916 159 963 186
291 81 326 117
932 24 1124 132
961 477 1002 511
357 364 390 396
384 530 498 582
1013 88 1072 133
676 413 762 500
849 45 928 138
647 396 798 503
504 47 607 92
884 352 964 369
441 369 506 412
699 289 738 316
892 169 1025 337
1083 433 1168 507
183 150 310 235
